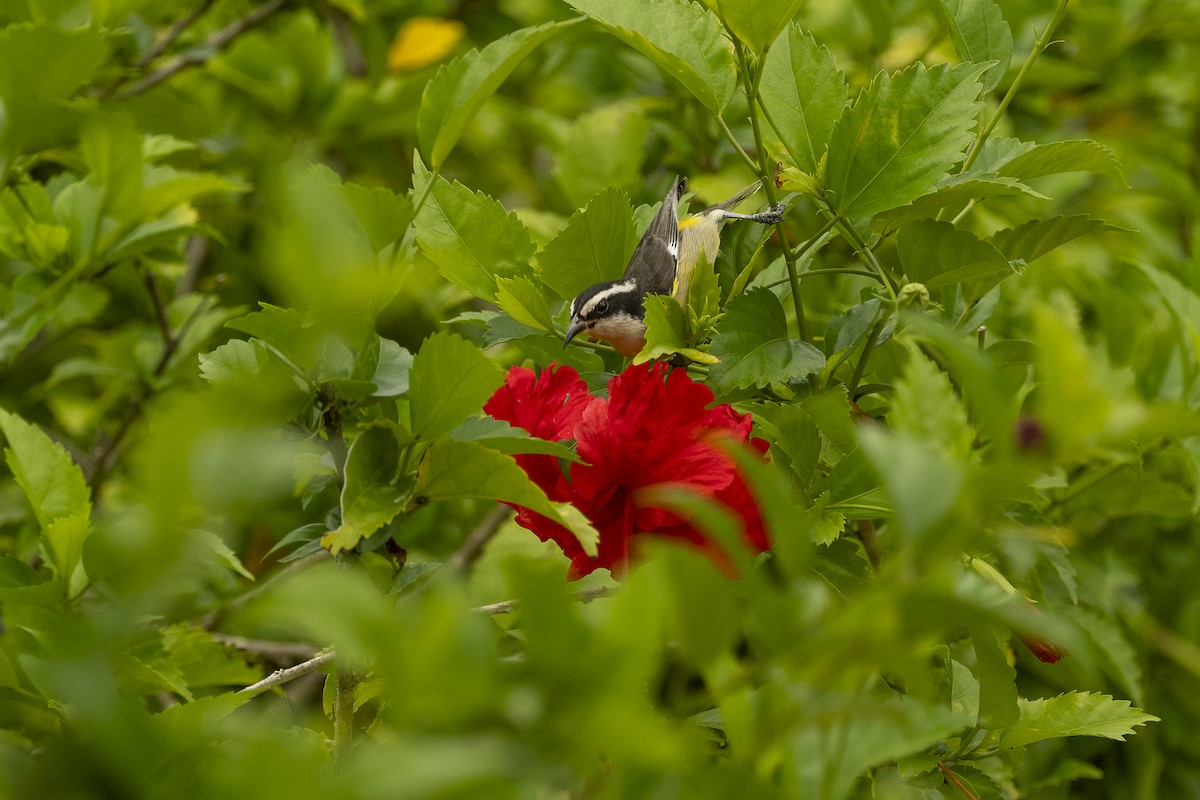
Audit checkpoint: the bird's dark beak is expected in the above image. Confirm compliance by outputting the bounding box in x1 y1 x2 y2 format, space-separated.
563 319 587 348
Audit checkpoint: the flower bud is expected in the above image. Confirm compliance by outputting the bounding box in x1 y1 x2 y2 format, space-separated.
898 282 930 311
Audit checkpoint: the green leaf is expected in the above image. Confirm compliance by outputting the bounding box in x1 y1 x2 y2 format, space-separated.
556 104 649 208
759 26 848 174
227 304 322 377
996 139 1127 185
871 174 1045 234
708 0 805 54
890 348 973 459
824 62 985 230
417 21 571 169
897 219 1015 290
823 298 880 359
936 0 1013 93
566 0 738 114
0 25 108 174
746 402 821 485
342 183 413 253
191 530 254 581
0 409 91 530
949 659 980 720
999 692 1158 750
536 186 637 301
942 764 1004 800
162 625 260 688
1062 606 1144 706
324 426 406 554
415 439 567 525
409 331 504 441
495 275 555 332
1033 307 1112 450
633 295 718 365
707 288 825 393
450 417 584 463
44 512 90 595
412 157 536 302
857 427 962 538
989 214 1120 264
971 624 1019 728
372 338 413 398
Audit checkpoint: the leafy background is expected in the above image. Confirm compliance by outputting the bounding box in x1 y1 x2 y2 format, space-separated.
0 0 1198 798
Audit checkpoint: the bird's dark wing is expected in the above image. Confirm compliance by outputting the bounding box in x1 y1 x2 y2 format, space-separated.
622 177 685 296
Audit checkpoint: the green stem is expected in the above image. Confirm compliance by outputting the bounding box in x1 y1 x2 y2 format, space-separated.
960 0 1071 173
762 268 881 290
333 666 357 765
837 220 899 304
730 37 809 342
715 115 762 175
847 319 887 396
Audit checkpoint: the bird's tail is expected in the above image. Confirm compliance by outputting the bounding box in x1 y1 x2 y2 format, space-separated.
703 181 763 214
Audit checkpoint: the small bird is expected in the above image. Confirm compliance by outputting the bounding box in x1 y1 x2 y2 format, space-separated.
563 178 786 357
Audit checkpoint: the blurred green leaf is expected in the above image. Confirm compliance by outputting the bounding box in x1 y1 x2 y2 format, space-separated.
936 0 1013 93
999 692 1158 749
0 409 90 531
412 159 536 302
971 624 1019 728
858 427 962 538
708 288 825 393
759 26 848 174
890 347 973 459
989 214 1120 264
409 331 504 441
824 63 985 230
566 0 738 114
417 21 572 169
556 104 649 208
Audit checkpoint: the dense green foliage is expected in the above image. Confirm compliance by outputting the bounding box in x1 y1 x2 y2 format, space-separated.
0 0 1198 797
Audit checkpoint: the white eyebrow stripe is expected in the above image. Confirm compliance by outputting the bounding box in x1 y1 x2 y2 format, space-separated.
579 280 637 317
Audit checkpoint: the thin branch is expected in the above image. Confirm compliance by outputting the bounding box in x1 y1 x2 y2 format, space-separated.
326 4 366 78
178 235 210 297
114 0 288 100
135 0 217 69
446 504 513 574
211 634 318 661
239 651 336 698
473 586 613 616
852 519 882 571
938 761 980 800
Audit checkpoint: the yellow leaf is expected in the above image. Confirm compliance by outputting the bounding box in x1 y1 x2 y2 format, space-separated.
388 17 466 72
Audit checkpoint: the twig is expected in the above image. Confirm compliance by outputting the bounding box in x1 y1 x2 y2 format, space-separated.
852 519 882 571
446 504 513 574
239 651 336 698
938 761 980 800
211 634 318 661
135 0 217 69
114 0 288 100
178 236 210 297
473 586 613 616
326 4 366 77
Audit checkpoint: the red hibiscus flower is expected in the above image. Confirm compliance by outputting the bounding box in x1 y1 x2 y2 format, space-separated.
485 362 770 579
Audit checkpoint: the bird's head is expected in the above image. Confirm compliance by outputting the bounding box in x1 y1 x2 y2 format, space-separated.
564 279 647 357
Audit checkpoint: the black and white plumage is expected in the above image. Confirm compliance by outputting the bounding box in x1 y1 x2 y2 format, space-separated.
563 178 685 357
563 177 786 358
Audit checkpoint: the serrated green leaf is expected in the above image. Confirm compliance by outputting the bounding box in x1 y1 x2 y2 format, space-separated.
897 219 1015 290
996 139 1127 185
566 0 737 114
890 348 973 459
748 402 821 485
536 186 637 301
936 0 1013 93
495 275 555 332
707 288 825 393
415 439 567 525
417 21 570 168
324 426 406 554
191 530 254 581
633 295 718 365
44 512 89 595
871 174 1045 234
989 214 1121 264
999 691 1158 749
707 0 805 54
409 331 504 441
226 303 322 377
823 298 880 359
942 764 1004 800
0 409 90 531
824 62 985 230
342 182 412 253
759 25 848 174
412 158 535 302
971 623 1019 728
162 625 260 688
